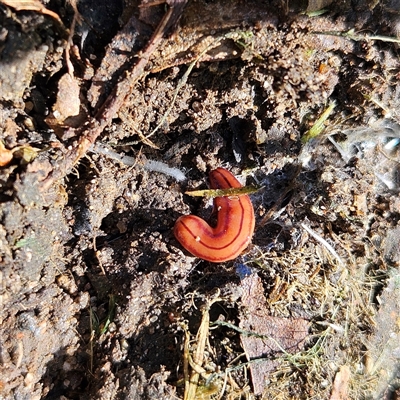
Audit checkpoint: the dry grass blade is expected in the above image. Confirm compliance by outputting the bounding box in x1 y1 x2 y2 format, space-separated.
184 294 221 400
185 185 263 198
302 101 336 143
301 223 345 267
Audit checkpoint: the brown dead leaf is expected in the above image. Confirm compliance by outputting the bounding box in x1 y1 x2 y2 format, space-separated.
330 365 350 400
239 274 310 395
0 142 13 167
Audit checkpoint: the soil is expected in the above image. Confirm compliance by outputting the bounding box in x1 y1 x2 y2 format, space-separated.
1 0 400 399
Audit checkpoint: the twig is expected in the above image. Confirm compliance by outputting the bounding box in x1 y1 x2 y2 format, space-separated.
41 0 188 191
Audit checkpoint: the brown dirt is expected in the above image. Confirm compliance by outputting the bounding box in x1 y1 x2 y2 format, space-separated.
1 0 400 399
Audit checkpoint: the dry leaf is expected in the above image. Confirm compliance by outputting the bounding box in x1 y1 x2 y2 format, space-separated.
239 274 310 395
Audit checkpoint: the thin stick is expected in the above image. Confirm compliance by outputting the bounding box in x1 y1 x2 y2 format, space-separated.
42 0 188 191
